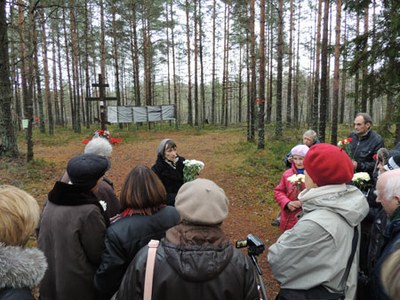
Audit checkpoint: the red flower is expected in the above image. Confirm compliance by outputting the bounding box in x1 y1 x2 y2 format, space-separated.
373 153 377 161
109 137 123 144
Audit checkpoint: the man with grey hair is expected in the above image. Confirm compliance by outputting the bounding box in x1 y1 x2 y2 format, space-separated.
371 169 400 300
349 112 384 178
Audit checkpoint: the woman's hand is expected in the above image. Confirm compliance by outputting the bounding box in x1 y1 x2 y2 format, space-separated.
287 200 302 212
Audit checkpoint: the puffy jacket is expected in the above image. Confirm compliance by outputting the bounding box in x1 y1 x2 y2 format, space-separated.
349 130 384 176
151 155 185 205
115 223 259 300
274 165 305 231
94 206 180 299
0 244 47 300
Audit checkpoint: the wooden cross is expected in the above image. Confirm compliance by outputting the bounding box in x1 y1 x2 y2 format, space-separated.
86 74 117 130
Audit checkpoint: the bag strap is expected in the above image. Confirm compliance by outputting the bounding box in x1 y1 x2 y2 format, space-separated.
340 226 359 294
144 239 160 300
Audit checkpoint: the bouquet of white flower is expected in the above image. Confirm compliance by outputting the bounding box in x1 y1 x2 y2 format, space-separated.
352 172 370 191
183 159 205 182
287 174 306 195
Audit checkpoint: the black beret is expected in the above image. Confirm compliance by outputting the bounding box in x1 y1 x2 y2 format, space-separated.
67 153 110 190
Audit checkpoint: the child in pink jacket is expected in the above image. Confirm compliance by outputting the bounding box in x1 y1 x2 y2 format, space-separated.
274 144 309 231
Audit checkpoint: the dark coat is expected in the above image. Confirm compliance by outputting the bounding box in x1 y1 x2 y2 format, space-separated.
94 178 121 219
0 245 47 300
115 223 259 300
38 181 107 300
60 171 121 220
349 130 384 176
372 210 400 300
94 206 180 299
151 155 185 205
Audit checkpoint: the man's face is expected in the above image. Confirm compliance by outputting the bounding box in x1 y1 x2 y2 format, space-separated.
354 116 370 136
375 176 399 217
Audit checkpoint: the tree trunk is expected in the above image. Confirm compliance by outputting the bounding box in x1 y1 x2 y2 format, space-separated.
286 0 294 127
0 0 18 157
198 0 206 127
194 0 199 126
32 20 45 134
129 2 141 107
69 0 81 133
19 0 34 161
331 0 342 145
185 0 193 125
111 0 122 129
339 11 347 124
361 8 369 113
211 0 216 124
249 0 256 140
40 9 54 135
312 0 323 133
318 0 329 142
170 1 178 126
275 0 284 137
257 0 266 149
266 0 274 124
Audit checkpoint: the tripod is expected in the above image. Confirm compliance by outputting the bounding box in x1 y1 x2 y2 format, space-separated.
249 253 268 300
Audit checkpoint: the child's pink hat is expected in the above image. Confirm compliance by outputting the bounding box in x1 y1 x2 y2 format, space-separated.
291 144 309 157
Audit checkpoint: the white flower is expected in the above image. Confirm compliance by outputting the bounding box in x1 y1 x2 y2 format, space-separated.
183 159 205 182
352 172 370 182
99 200 107 211
287 174 305 184
183 159 205 169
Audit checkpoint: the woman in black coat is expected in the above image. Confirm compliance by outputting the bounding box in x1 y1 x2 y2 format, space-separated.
151 139 185 206
94 165 180 300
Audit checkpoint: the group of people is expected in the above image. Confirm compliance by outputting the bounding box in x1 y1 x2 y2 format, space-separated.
2 112 400 300
1 137 259 300
271 112 400 300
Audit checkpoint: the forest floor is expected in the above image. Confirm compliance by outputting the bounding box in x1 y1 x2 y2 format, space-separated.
0 125 293 299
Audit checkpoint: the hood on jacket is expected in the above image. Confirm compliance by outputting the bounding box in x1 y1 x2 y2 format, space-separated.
163 224 233 282
298 184 369 227
0 244 47 289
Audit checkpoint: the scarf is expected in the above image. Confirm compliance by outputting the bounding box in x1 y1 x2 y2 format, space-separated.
110 204 167 224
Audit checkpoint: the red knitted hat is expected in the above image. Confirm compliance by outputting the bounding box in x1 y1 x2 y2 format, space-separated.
304 143 353 187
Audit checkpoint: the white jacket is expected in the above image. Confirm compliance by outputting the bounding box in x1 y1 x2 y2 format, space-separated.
268 184 369 300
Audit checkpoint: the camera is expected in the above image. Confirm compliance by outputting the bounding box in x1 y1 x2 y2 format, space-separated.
236 234 265 256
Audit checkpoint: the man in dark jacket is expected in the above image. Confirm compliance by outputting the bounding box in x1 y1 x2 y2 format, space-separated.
349 112 384 178
115 178 259 300
372 169 400 300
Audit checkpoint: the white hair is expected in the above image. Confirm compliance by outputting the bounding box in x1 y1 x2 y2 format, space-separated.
303 129 317 140
84 137 112 157
382 171 400 200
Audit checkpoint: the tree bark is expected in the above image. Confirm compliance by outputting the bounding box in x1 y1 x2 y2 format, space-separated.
0 0 18 157
257 0 266 149
331 0 342 145
275 0 284 137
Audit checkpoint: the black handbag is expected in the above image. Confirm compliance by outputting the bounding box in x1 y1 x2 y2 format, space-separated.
276 226 358 300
